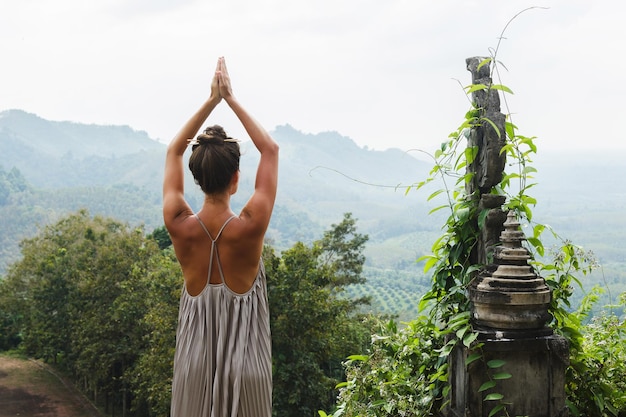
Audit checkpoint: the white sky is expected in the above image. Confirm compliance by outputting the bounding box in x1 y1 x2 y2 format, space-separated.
1 0 625 152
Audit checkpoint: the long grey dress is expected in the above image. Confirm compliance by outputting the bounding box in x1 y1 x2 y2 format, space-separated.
170 215 272 417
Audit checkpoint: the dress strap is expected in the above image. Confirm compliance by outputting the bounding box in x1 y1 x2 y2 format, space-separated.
194 214 236 242
194 214 237 284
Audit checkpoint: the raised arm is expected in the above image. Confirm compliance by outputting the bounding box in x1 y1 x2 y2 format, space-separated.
163 63 221 231
217 57 279 234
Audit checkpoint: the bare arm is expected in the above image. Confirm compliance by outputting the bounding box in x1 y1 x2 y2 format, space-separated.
217 57 279 234
163 64 221 232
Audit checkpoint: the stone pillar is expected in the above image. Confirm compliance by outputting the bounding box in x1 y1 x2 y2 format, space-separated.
446 59 570 417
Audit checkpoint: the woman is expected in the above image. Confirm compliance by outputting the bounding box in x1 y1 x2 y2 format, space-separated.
163 57 278 417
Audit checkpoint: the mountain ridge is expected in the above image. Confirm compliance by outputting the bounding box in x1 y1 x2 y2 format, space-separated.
0 110 431 273
0 110 624 318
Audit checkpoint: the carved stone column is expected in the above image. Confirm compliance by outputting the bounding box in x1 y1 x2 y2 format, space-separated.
445 59 570 417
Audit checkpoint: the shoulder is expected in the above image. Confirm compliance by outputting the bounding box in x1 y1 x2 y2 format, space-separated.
221 217 265 263
165 210 198 240
227 212 268 246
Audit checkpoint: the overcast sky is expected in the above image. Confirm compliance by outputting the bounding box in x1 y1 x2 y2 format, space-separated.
2 0 625 153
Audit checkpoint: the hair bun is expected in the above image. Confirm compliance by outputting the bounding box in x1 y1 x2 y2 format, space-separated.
188 125 239 149
197 133 222 145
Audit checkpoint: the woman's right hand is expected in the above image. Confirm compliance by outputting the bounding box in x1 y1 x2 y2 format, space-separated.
216 57 234 101
210 59 221 103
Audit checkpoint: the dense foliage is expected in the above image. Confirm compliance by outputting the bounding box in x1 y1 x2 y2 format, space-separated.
0 210 374 416
266 213 374 417
0 210 178 414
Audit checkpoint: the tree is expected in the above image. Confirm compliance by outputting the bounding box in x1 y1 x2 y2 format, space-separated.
129 249 182 417
148 225 172 250
0 210 178 416
266 213 373 417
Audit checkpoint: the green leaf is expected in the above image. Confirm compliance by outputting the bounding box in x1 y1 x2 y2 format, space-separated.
501 172 521 182
418 297 432 313
482 116 502 138
465 109 480 119
429 205 449 215
521 195 537 205
466 83 488 93
465 145 478 165
448 310 471 325
500 143 514 156
484 393 504 401
526 237 544 257
456 326 467 340
422 256 439 273
466 352 482 366
566 399 581 417
487 359 506 368
492 372 512 380
520 136 538 153
462 331 479 348
456 207 470 221
438 341 455 357
479 381 496 392
428 189 446 202
491 84 514 94
488 404 506 417
346 354 368 361
477 57 492 71
478 208 489 229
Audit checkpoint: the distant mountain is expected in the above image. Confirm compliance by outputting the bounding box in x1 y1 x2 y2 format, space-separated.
0 110 431 272
0 109 161 158
1 110 624 319
0 110 164 188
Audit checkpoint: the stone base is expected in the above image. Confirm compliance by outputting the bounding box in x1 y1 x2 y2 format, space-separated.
446 333 569 417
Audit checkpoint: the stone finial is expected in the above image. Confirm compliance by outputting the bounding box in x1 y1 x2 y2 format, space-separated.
469 211 552 331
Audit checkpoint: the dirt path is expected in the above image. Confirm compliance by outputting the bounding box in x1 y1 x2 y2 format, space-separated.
0 354 101 417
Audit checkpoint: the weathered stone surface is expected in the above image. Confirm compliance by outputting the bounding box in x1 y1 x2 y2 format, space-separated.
448 336 569 417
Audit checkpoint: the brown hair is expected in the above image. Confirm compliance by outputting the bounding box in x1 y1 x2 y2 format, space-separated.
188 125 240 195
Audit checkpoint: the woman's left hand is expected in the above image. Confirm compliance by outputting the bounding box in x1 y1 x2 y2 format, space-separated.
210 59 221 102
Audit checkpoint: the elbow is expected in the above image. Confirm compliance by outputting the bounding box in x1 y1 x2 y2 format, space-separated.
166 142 179 156
270 141 279 155
258 138 279 159
166 138 187 158
266 140 279 156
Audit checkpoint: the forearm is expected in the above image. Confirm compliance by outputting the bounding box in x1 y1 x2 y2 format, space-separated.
168 96 221 156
